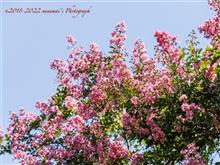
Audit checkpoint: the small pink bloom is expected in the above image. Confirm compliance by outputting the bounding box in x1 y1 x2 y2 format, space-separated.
66 34 76 45
130 96 138 105
179 94 188 102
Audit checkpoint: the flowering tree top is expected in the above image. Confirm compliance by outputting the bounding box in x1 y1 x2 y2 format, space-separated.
1 0 220 164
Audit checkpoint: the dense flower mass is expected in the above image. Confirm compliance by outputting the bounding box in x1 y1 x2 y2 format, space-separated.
209 0 220 13
1 0 220 164
199 16 220 41
199 0 220 44
108 141 128 161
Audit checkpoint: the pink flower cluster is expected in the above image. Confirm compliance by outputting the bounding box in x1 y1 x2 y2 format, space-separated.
132 40 148 69
89 85 107 103
90 122 103 138
200 0 220 42
199 16 220 40
208 0 220 13
65 115 85 133
180 103 204 121
108 141 128 161
154 31 177 52
179 94 188 102
130 96 139 105
131 153 143 165
204 59 220 82
146 111 165 143
35 100 58 115
50 59 67 74
63 134 96 161
7 108 38 164
181 143 205 165
132 39 174 104
110 21 127 50
66 34 76 46
64 96 78 110
77 102 96 120
122 112 140 134
155 31 180 64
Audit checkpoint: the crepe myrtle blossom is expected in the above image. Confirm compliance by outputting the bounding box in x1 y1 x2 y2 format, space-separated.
200 0 220 43
1 1 220 164
146 111 165 143
181 143 205 165
180 103 204 121
64 96 78 110
130 96 139 105
50 59 68 76
110 21 127 50
204 59 220 82
6 108 38 163
131 153 143 165
36 100 59 115
66 34 77 46
122 112 140 134
179 94 188 102
199 16 220 41
108 141 128 161
208 0 220 13
154 31 182 66
132 40 148 69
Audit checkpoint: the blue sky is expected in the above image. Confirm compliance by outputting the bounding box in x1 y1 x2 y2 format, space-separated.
1 0 215 164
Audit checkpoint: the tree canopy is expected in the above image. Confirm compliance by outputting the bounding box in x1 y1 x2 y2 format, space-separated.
1 0 220 164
